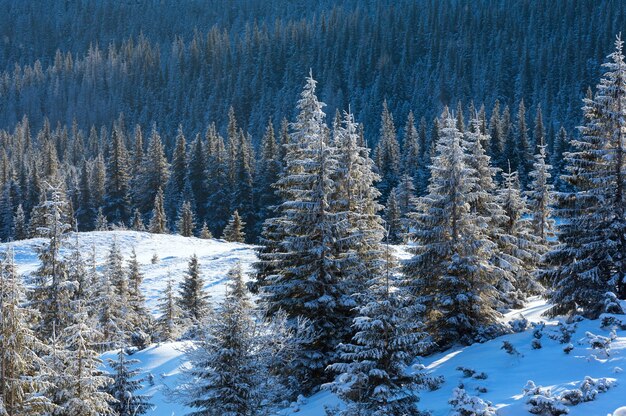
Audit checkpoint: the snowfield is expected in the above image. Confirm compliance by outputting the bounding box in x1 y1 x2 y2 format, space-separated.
5 231 626 415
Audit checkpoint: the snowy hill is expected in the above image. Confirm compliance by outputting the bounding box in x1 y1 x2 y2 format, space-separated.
5 231 626 415
7 230 257 313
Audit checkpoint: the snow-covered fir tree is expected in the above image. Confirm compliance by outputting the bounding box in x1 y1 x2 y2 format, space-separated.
374 101 400 201
138 125 169 214
104 127 131 224
544 35 626 316
130 208 145 231
176 200 196 237
384 189 403 244
327 244 432 416
155 277 183 342
222 210 245 243
178 254 210 336
107 348 153 416
126 249 151 345
256 74 355 389
53 304 114 416
403 108 500 346
199 222 212 239
333 109 386 289
0 249 53 416
526 137 555 246
26 182 75 341
165 125 188 225
148 187 167 234
180 263 261 415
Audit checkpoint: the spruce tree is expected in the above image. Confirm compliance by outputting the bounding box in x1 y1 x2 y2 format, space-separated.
199 222 212 239
254 119 282 237
12 204 26 241
104 127 131 224
127 249 151 342
165 125 187 225
205 124 231 234
544 36 626 316
327 246 432 416
0 249 53 416
138 125 169 214
222 210 245 242
187 133 207 221
55 305 114 416
130 208 145 231
384 190 402 244
76 161 95 231
526 138 555 245
26 183 74 341
401 110 420 181
403 109 500 346
374 100 400 201
155 278 183 342
178 254 210 332
148 187 167 234
181 263 260 416
176 201 195 237
257 74 353 389
107 349 153 416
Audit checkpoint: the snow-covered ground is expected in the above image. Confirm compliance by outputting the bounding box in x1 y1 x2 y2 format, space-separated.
7 230 257 313
5 231 626 415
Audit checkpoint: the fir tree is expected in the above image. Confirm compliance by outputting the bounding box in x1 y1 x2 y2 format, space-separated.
222 210 245 242
127 249 151 342
384 190 402 244
526 138 555 245
138 125 169 214
26 183 74 341
187 133 207 221
178 254 210 332
155 278 183 342
104 127 131 224
55 305 114 416
130 208 145 231
107 349 153 416
404 109 500 346
257 74 353 389
199 222 212 239
176 201 195 237
12 204 26 241
544 36 626 316
148 187 167 234
401 110 420 181
76 161 95 231
180 263 260 416
0 249 53 416
165 125 188 226
327 246 432 416
374 101 400 201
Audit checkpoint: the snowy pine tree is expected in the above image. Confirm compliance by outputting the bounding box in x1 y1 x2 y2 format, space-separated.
176 201 196 237
107 348 153 416
544 35 626 316
180 263 261 416
222 210 245 242
178 254 210 336
404 109 500 346
0 249 53 416
327 245 432 416
154 278 183 342
148 187 167 234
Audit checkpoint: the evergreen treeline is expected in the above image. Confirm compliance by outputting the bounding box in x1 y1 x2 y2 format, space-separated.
0 0 624 142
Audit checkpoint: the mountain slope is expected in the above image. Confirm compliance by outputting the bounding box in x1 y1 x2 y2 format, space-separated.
4 231 626 415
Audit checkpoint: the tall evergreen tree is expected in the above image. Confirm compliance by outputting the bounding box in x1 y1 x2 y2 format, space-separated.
127 249 151 341
544 36 626 316
404 109 500 346
176 201 196 237
138 125 169 214
107 349 153 416
76 161 95 231
0 249 53 416
180 263 260 416
148 187 167 234
165 125 188 226
401 110 420 181
374 101 400 201
222 210 245 243
526 137 555 246
327 246 432 416
178 254 210 332
258 74 353 389
104 127 131 224
155 278 183 342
